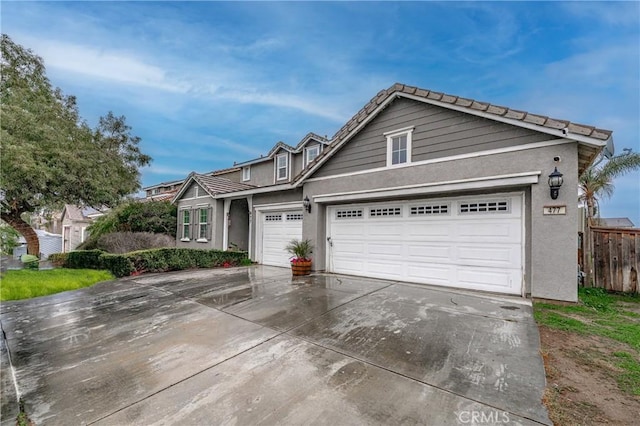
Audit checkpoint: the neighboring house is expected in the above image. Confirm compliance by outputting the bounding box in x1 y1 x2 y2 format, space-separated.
594 217 635 228
172 83 613 302
61 205 105 252
143 167 242 200
14 229 63 259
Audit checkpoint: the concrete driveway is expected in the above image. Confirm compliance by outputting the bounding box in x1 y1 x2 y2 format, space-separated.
0 266 550 425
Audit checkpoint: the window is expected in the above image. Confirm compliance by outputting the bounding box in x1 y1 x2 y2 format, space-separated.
276 154 288 181
242 166 251 181
198 208 209 241
369 207 402 217
286 213 303 221
459 200 510 214
151 188 160 195
410 204 449 216
385 126 414 167
265 214 282 221
336 209 363 219
305 145 320 167
182 210 190 240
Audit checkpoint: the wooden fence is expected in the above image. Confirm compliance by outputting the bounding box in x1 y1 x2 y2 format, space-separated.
591 226 639 293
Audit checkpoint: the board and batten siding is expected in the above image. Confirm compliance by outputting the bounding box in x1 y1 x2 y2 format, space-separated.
312 98 558 178
182 182 205 199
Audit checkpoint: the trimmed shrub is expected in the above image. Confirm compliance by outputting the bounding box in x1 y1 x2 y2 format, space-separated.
48 253 69 267
100 254 134 278
65 250 105 269
21 254 39 270
54 247 248 278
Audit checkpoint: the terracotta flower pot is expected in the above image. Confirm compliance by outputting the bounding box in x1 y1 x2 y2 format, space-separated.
291 260 312 276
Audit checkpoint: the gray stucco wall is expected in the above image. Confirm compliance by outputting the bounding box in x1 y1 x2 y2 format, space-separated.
302 142 579 302
313 98 557 178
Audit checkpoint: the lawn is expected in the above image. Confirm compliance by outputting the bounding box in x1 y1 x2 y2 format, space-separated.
534 287 640 424
0 269 114 301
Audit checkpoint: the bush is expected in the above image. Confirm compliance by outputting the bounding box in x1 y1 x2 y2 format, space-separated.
95 232 175 254
21 254 39 270
100 254 134 278
53 247 248 277
65 250 105 269
48 253 69 267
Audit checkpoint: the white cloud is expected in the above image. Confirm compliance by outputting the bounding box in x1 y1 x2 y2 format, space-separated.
20 37 190 93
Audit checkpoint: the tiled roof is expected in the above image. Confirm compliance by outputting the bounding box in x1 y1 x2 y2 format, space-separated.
193 173 256 196
293 132 330 150
330 83 612 144
209 166 241 176
267 141 297 157
63 204 102 221
295 82 613 183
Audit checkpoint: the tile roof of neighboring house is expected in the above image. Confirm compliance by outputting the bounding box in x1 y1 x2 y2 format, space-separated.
595 217 635 228
142 168 240 192
295 82 614 184
172 172 256 202
63 204 103 221
145 190 179 202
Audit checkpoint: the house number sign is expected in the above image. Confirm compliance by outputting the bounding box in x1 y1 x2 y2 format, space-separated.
543 205 566 215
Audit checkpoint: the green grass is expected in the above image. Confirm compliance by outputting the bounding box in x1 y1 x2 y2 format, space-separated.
535 287 640 395
0 269 114 301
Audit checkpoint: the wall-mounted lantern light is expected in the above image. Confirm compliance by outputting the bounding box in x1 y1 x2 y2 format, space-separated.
548 167 564 200
303 196 312 213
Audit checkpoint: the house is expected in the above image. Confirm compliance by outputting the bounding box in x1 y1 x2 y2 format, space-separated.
172 83 613 302
61 204 105 252
13 229 63 259
143 167 242 200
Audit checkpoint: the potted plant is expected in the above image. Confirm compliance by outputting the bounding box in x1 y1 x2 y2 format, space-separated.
285 239 314 276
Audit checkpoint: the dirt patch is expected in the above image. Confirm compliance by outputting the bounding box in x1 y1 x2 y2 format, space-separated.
539 326 640 425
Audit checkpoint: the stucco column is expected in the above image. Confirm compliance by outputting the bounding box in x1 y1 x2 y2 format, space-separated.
222 198 231 250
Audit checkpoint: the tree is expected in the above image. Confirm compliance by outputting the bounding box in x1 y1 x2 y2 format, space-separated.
579 151 640 285
1 34 151 256
81 200 177 248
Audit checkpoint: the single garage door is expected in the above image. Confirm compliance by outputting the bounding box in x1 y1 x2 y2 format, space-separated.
327 194 523 294
261 210 303 267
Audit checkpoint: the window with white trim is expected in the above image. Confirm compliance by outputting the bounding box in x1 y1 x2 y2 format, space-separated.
182 210 191 240
459 200 510 214
286 213 303 221
410 204 449 216
336 209 363 219
276 153 288 180
370 207 402 217
385 127 414 167
242 166 251 181
305 145 320 167
198 208 209 240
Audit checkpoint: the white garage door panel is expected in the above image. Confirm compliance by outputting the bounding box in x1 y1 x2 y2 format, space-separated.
327 194 523 294
261 211 303 267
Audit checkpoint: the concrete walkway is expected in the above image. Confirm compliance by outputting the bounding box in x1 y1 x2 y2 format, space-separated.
0 266 550 425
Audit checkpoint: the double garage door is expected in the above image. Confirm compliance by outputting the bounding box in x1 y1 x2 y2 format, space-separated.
327 194 523 295
261 210 303 267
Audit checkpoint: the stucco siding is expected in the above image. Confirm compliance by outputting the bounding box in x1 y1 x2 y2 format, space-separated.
302 142 579 302
182 182 205 200
245 161 274 187
313 98 557 178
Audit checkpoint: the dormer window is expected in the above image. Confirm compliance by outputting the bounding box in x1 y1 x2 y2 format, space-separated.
385 126 414 167
276 153 288 181
242 166 251 181
305 145 320 167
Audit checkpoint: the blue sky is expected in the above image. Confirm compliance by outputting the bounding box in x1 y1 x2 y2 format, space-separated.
3 1 639 224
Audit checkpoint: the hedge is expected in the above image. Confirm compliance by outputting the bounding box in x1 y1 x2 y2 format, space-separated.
49 248 249 278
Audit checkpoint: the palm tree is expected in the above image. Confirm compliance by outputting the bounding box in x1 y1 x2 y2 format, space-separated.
580 152 640 221
579 151 640 285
